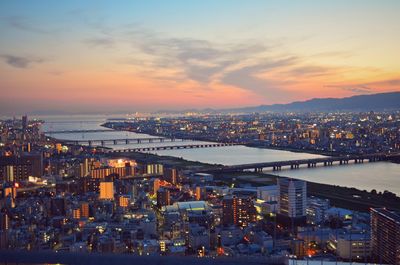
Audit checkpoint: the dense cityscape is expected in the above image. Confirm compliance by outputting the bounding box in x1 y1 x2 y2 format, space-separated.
1 1 400 265
0 114 399 265
105 111 400 155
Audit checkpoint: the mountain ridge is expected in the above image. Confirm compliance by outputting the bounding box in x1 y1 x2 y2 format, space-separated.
157 91 400 113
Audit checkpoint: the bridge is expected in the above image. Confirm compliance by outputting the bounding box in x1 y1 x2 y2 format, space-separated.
106 143 237 153
45 129 114 134
198 152 400 174
61 137 193 146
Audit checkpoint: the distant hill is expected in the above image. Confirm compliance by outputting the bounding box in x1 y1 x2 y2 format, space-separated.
224 92 400 113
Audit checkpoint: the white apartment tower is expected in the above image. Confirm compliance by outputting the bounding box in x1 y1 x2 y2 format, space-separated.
278 178 307 218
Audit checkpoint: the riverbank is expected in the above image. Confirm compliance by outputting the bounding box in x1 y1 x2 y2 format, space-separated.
106 150 400 212
101 123 337 157
214 171 400 212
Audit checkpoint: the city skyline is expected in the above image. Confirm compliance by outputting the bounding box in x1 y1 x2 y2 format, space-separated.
1 0 400 115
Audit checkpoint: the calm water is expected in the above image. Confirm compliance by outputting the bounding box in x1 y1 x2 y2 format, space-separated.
276 161 400 195
39 115 400 195
153 146 322 165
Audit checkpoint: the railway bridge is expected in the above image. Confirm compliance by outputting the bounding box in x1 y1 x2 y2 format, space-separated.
61 137 192 146
198 152 400 173
106 143 237 153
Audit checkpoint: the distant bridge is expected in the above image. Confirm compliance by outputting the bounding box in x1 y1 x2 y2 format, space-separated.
198 152 400 173
61 137 193 146
106 143 237 153
45 129 114 134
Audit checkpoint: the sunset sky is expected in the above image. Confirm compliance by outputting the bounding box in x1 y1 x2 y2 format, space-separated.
1 0 400 114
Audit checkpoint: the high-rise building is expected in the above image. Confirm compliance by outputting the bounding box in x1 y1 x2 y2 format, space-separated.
222 195 256 227
278 178 307 227
5 166 13 183
371 208 400 265
157 188 170 208
80 202 90 218
72 207 81 220
164 168 178 184
118 195 130 208
195 186 206 201
99 181 114 200
21 115 28 133
278 178 307 217
146 164 163 175
0 211 10 231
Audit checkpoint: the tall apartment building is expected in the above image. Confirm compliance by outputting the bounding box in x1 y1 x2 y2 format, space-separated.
371 208 400 265
222 195 256 227
278 178 307 226
99 181 114 200
157 188 171 208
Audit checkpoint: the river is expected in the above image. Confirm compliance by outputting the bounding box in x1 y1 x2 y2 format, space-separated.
39 115 400 195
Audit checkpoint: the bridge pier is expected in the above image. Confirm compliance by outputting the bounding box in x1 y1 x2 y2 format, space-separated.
307 163 316 168
325 161 333 166
273 166 281 171
255 167 263 172
309 162 316 168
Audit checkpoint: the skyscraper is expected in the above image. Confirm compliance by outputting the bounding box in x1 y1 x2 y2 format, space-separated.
277 178 307 226
371 208 400 265
21 115 28 133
